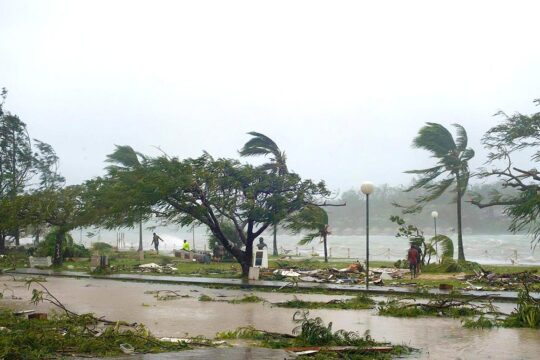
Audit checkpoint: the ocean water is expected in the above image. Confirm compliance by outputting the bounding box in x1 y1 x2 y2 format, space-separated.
53 225 540 266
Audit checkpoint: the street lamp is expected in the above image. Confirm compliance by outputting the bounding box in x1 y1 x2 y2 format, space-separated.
431 211 438 236
361 181 375 289
431 210 439 262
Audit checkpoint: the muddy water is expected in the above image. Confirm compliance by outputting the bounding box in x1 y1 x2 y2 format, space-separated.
1 276 539 359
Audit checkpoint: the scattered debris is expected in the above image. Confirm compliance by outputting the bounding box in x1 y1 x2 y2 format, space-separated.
119 343 135 354
272 265 410 285
138 263 178 273
468 270 540 291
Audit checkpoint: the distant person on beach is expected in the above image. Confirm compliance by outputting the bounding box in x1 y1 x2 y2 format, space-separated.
182 239 191 251
151 233 163 254
407 243 419 279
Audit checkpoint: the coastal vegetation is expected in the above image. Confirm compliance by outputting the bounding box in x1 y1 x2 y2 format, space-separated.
396 123 474 261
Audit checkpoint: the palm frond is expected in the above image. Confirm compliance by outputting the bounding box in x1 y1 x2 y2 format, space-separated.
298 232 321 245
431 234 454 259
106 145 142 170
413 123 456 157
452 123 468 151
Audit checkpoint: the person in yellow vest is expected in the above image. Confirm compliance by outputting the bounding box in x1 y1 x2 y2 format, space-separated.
182 239 190 251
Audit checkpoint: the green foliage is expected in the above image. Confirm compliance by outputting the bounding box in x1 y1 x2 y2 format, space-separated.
228 294 264 304
276 294 375 310
430 234 454 260
92 241 114 255
198 294 214 302
390 215 435 264
239 131 288 175
462 315 497 329
378 297 480 318
398 123 474 261
474 99 540 247
464 281 540 329
292 311 374 347
285 205 329 245
0 310 189 359
91 145 329 275
504 284 540 328
35 228 90 259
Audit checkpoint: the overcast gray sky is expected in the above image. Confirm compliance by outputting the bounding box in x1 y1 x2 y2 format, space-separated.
1 0 539 192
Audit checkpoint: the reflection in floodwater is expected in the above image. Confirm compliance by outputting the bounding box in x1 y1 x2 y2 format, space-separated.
2 276 539 359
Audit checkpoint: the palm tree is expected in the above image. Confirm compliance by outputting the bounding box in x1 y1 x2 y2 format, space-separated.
285 205 331 262
105 145 146 252
239 132 288 256
401 123 474 261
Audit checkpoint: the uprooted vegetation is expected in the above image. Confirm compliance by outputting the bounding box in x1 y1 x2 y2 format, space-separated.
274 294 375 310
217 310 413 359
197 294 265 304
0 280 203 359
377 295 497 318
463 283 540 329
380 275 540 329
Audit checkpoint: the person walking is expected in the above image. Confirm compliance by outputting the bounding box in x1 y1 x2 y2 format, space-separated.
151 233 163 254
407 243 419 279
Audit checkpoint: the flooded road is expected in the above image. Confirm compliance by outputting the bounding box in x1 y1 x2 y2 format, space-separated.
1 276 538 359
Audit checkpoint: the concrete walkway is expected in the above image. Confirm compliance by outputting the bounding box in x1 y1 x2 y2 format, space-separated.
7 268 539 302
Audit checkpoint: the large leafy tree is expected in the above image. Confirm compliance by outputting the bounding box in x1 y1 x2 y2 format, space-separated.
239 132 288 256
398 123 474 261
0 88 65 251
471 100 540 247
0 89 33 249
91 150 329 275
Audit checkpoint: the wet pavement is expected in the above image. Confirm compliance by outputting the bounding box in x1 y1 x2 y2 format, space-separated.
2 275 539 359
8 268 539 301
79 348 295 360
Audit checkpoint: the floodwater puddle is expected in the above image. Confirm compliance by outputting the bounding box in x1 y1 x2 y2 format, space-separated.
1 276 538 359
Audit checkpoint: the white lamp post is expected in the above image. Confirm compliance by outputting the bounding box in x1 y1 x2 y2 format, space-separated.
431 210 439 262
431 211 438 236
361 181 375 289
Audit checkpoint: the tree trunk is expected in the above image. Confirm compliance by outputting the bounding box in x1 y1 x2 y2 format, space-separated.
0 234 5 254
456 173 465 261
272 223 278 256
241 239 254 277
323 233 328 263
53 230 65 266
14 229 19 246
138 218 143 252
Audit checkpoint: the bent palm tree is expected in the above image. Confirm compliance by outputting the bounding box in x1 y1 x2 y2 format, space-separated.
400 123 474 261
240 132 288 255
286 205 331 262
106 145 146 251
